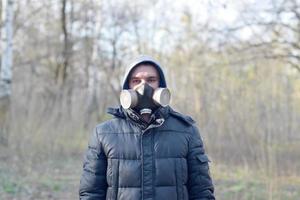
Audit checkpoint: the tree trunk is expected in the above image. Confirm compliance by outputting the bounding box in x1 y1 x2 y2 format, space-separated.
1 0 13 98
0 0 13 146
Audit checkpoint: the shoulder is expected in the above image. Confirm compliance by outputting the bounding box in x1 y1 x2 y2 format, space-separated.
167 107 195 126
160 107 198 133
94 117 128 134
166 108 204 142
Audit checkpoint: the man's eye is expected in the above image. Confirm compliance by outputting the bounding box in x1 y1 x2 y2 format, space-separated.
132 79 141 84
148 78 157 83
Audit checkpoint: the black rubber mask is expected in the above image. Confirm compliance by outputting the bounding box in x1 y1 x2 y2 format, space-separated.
120 83 171 115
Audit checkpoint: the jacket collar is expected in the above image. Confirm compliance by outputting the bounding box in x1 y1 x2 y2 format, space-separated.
107 105 194 127
107 106 126 118
107 106 170 130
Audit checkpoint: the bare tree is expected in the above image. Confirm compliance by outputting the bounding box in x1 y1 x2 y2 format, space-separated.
0 0 13 146
0 0 13 98
55 0 70 86
216 0 300 73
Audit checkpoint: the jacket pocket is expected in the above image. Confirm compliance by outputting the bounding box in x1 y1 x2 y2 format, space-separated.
195 154 211 173
196 154 211 163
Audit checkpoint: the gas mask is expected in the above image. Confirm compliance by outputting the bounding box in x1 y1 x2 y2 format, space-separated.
120 83 171 115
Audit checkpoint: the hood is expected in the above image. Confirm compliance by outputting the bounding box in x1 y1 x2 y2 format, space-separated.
122 55 167 89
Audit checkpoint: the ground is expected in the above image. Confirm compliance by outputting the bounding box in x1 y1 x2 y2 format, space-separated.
1 157 300 200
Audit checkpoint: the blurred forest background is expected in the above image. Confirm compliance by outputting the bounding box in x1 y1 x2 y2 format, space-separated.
0 0 300 199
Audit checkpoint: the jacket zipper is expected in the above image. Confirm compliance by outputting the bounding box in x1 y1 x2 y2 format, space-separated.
140 119 165 200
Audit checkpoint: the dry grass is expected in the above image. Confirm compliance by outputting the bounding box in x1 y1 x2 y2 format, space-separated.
1 156 300 200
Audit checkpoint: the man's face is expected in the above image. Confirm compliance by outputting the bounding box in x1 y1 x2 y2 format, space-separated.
129 64 159 89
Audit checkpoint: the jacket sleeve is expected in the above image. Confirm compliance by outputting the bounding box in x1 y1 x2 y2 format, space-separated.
79 127 108 200
187 125 215 200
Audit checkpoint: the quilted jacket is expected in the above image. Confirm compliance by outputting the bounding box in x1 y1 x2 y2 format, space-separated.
79 106 215 200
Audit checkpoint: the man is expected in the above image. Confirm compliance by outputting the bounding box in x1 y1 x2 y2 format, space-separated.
79 55 215 200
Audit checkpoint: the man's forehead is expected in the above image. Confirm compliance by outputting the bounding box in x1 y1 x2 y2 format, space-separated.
130 64 159 78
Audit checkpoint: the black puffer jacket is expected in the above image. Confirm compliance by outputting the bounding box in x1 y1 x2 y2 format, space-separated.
79 106 215 200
